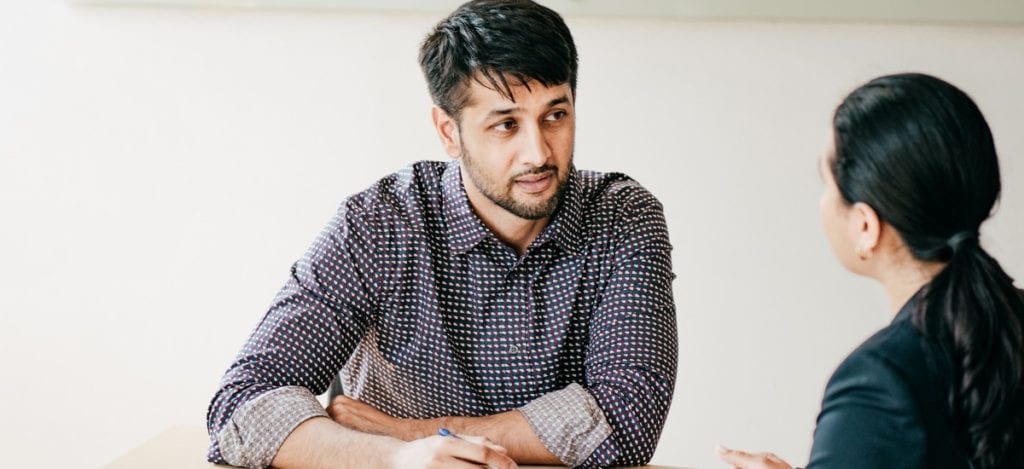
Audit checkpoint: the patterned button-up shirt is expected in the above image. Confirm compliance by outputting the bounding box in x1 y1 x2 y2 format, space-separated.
207 160 677 468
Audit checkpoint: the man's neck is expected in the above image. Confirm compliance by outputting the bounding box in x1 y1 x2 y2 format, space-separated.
461 178 550 257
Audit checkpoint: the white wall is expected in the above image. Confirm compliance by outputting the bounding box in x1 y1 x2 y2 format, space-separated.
1 2 1022 468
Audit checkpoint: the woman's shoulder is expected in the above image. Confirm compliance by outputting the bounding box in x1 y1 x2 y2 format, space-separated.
854 315 928 365
832 315 946 392
822 311 955 433
811 306 973 469
810 318 937 468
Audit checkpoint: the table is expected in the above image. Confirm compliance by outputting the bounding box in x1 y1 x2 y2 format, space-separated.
103 426 688 468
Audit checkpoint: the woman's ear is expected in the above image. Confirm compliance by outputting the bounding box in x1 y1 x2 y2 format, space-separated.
431 106 462 159
851 201 881 259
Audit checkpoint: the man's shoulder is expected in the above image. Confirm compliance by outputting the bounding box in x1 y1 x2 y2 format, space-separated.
341 160 449 220
572 169 664 216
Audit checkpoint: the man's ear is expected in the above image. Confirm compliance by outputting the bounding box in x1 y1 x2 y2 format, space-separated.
431 106 462 159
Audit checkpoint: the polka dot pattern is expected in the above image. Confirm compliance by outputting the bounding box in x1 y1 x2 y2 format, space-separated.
207 160 678 468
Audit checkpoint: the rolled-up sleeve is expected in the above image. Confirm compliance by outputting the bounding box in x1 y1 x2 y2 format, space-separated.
205 202 379 467
519 383 613 466
216 386 329 468
519 191 678 468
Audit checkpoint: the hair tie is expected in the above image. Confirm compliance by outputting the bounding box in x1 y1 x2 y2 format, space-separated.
946 231 979 253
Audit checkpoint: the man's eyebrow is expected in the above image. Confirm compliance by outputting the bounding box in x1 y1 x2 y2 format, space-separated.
484 95 572 120
548 95 570 107
486 107 520 119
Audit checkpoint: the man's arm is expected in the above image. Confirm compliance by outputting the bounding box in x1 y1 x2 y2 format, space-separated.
272 417 400 468
443 410 561 464
273 417 517 469
206 202 379 467
570 191 678 467
327 396 561 464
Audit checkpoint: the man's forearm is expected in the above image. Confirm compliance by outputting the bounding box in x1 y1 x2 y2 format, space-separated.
416 411 561 465
273 417 402 469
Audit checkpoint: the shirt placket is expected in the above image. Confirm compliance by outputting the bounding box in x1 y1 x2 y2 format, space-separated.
504 255 540 399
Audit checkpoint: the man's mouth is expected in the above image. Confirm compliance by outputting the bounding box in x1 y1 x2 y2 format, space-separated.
513 172 554 194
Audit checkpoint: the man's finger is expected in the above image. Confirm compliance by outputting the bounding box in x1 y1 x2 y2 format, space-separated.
429 459 481 469
330 395 352 406
459 434 509 453
442 436 517 469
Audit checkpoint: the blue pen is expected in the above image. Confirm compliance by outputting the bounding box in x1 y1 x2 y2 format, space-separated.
438 427 462 439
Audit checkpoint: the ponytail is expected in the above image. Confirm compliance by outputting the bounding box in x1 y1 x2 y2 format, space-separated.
914 238 1024 468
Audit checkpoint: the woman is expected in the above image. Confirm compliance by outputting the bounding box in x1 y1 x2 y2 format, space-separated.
718 73 1024 469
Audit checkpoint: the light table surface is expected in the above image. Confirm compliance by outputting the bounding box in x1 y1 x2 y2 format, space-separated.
103 426 690 469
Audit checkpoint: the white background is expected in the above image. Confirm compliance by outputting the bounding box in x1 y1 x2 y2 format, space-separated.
1 2 1022 468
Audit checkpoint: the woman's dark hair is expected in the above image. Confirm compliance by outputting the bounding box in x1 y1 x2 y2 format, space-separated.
832 72 1024 468
418 0 578 120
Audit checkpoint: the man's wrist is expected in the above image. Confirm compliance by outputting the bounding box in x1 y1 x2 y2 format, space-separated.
395 416 446 441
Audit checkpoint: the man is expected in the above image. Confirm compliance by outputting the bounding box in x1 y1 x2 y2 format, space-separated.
206 1 677 467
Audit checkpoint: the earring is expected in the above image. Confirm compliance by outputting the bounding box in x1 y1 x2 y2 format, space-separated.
855 244 873 260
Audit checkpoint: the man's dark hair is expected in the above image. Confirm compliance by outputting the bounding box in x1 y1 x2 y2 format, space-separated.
418 0 578 120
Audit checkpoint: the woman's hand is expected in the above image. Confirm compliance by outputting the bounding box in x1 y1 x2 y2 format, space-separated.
716 445 793 469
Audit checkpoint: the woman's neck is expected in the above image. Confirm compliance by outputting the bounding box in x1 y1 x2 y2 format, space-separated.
876 258 947 314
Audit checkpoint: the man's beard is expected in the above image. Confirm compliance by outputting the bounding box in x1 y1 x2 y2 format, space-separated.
461 149 571 220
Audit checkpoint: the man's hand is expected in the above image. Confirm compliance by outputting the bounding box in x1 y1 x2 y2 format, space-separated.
271 416 516 469
328 395 559 465
715 445 793 469
392 434 518 469
328 395 434 441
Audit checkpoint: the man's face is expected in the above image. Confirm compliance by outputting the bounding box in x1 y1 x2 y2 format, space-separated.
446 78 575 220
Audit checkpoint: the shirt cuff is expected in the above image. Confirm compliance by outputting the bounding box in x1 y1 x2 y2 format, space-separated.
518 383 612 466
216 386 329 468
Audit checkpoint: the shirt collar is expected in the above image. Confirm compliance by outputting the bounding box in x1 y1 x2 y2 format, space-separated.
532 168 585 256
441 161 586 256
442 161 492 254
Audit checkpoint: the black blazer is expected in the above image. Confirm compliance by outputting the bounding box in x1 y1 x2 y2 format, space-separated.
806 294 972 469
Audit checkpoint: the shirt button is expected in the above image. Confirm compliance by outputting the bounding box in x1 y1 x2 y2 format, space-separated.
508 345 520 354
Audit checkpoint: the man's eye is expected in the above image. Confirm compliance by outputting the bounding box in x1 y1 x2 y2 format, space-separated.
495 121 517 132
546 111 567 122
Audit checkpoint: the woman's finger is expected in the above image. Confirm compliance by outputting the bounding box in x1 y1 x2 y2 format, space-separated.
715 445 792 469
